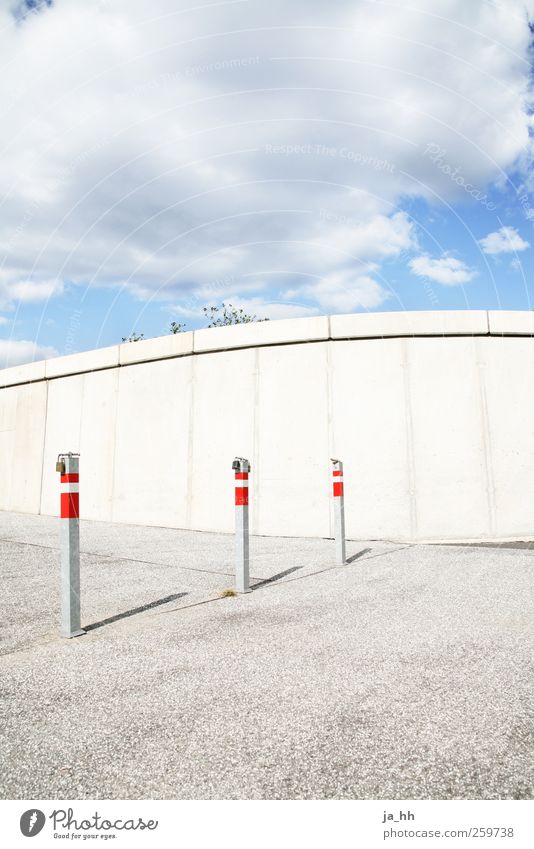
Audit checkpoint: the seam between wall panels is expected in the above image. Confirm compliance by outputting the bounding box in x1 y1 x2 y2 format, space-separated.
78 373 85 451
326 339 334 539
401 338 418 541
252 347 260 536
10 388 19 512
107 368 120 524
475 337 497 537
185 355 196 529
110 369 124 524
326 315 334 538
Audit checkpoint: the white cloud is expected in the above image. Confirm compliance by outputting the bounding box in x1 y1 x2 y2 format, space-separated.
409 254 477 286
250 301 320 321
0 0 532 314
479 226 530 255
166 295 320 322
310 212 417 266
0 339 58 368
0 270 64 309
0 278 64 309
285 271 390 312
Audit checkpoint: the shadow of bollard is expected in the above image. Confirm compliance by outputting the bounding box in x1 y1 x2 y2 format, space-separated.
346 548 372 564
84 592 188 632
251 566 304 590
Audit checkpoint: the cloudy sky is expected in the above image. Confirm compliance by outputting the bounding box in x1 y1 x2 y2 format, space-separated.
1 0 534 365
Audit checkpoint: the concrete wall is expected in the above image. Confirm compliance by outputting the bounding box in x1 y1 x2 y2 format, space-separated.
1 310 534 542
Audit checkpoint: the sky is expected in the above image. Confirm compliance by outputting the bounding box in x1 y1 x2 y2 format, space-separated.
2 0 534 365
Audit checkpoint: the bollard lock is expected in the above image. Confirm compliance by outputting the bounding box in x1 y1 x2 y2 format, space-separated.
232 456 251 473
56 452 79 474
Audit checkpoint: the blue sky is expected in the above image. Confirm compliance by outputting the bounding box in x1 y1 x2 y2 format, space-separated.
2 0 534 364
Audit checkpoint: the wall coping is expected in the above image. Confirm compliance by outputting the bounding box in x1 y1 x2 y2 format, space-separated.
1 310 533 388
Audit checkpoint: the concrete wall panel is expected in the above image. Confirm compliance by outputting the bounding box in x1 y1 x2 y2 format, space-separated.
256 343 330 537
40 375 84 516
479 337 534 537
0 428 15 510
407 337 491 540
0 383 47 513
79 369 119 522
189 348 256 533
0 388 20 510
11 382 48 514
112 358 193 527
329 339 412 540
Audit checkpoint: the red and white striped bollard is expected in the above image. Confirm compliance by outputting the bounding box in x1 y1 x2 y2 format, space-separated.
232 457 251 593
331 458 346 565
56 452 85 638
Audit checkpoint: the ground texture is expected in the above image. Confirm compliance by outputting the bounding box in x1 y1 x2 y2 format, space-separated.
0 511 533 800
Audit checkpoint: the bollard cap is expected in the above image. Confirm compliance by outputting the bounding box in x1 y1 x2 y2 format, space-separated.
232 456 250 473
56 452 80 473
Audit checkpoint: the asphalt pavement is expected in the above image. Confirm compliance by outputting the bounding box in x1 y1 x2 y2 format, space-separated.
0 511 532 800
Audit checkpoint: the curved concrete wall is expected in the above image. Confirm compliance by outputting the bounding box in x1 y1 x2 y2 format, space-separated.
1 310 534 542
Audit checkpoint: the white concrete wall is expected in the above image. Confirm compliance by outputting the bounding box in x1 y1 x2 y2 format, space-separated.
1 310 534 542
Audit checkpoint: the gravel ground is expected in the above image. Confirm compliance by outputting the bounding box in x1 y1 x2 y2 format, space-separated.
0 510 533 800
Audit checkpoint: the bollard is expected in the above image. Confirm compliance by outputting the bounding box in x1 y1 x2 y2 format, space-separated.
56 453 85 638
331 458 346 565
232 456 251 593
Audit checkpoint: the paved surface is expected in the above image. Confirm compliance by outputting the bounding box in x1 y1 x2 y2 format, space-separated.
0 510 533 800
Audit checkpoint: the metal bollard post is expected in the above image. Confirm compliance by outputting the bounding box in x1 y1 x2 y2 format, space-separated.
232 457 251 593
331 458 346 565
56 452 85 638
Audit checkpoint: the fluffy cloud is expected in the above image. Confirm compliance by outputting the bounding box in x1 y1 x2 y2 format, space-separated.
409 255 477 286
166 295 320 322
0 339 57 368
479 226 530 255
285 270 390 312
0 276 63 310
0 0 532 320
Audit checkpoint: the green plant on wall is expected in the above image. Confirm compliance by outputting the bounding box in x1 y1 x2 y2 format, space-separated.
201 303 269 327
124 303 269 342
121 332 145 342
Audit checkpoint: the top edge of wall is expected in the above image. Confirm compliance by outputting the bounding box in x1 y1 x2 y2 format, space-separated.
486 310 534 335
45 344 120 379
0 359 47 388
2 310 534 388
119 332 194 365
193 315 330 352
331 310 489 338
